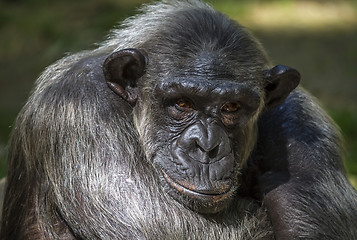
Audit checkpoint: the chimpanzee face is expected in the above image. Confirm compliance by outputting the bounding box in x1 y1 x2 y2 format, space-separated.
103 46 299 214
146 73 264 213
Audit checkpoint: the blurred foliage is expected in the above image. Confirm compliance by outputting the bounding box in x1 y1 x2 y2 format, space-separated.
0 0 356 189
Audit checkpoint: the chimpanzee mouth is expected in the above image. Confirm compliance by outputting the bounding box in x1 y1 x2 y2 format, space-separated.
162 170 235 202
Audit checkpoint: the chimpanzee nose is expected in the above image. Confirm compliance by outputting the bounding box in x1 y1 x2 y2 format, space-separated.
195 135 220 159
177 120 231 163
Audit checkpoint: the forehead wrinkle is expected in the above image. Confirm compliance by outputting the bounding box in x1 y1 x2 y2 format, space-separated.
157 77 260 100
157 79 208 97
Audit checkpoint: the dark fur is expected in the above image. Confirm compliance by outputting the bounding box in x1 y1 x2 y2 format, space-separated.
253 90 357 239
1 1 356 239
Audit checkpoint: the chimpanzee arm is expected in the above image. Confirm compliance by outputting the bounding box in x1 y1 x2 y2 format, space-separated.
255 88 357 239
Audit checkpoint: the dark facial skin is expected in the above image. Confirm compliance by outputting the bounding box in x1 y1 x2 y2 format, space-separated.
150 77 263 213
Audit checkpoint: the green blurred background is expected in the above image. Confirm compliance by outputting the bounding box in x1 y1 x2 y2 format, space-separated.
0 0 356 188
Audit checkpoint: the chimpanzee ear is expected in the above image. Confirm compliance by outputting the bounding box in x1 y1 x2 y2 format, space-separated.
264 65 300 109
103 48 147 105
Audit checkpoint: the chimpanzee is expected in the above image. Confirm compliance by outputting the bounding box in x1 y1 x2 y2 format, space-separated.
1 0 356 239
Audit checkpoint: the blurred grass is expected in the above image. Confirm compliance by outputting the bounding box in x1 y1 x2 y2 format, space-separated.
0 0 356 189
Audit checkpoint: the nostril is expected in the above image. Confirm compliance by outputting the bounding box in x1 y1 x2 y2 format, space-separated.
195 139 220 159
208 145 219 159
195 141 205 152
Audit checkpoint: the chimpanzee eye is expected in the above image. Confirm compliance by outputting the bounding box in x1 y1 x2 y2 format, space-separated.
176 98 194 110
221 102 240 113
